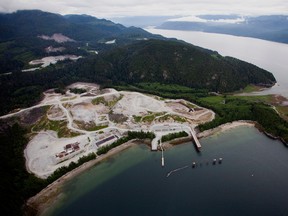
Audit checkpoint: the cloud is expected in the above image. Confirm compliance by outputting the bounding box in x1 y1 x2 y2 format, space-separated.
0 0 287 18
167 16 246 24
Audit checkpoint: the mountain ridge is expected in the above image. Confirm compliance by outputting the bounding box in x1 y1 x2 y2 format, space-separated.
157 15 288 44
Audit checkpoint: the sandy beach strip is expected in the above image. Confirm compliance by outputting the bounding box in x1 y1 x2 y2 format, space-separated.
197 120 256 139
25 140 139 216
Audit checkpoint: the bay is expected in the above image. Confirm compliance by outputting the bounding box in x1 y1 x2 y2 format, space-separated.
147 29 288 97
45 126 288 216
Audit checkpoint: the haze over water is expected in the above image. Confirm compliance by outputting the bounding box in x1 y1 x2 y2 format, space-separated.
147 29 288 97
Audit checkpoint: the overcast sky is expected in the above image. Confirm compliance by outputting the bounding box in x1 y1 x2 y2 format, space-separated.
0 0 287 18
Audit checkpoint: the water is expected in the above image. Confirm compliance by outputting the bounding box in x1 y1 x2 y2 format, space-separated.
147 29 288 97
45 126 288 216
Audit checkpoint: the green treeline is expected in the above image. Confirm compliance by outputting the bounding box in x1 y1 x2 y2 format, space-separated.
161 131 189 142
127 130 156 140
69 88 87 94
114 83 208 102
252 104 288 142
196 97 288 143
97 131 155 155
97 136 131 155
0 124 45 216
46 153 96 183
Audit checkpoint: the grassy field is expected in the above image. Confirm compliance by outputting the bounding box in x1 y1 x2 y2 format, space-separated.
275 106 288 121
232 84 265 94
132 112 167 123
158 114 186 123
33 116 80 138
92 95 123 108
92 97 107 106
73 120 108 131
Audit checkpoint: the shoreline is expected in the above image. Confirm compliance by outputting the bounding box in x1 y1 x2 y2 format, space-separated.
161 121 256 150
197 120 256 139
24 140 139 216
24 120 271 215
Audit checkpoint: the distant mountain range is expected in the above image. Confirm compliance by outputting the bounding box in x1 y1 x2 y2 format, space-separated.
0 10 163 74
0 10 276 114
0 10 159 42
157 15 288 44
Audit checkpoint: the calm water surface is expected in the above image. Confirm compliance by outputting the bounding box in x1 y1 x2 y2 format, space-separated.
147 29 288 97
45 126 288 216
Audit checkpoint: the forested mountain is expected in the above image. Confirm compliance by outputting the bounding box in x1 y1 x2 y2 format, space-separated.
0 10 163 74
99 40 275 91
157 15 288 44
0 10 276 115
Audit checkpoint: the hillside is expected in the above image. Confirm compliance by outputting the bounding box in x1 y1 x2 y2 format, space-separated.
157 15 288 44
100 40 276 92
0 10 276 115
0 10 162 74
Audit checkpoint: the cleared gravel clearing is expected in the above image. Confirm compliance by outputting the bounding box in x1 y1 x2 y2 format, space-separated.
1 83 214 178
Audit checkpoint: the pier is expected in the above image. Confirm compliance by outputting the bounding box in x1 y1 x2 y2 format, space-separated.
151 124 202 151
160 140 165 167
189 127 202 150
151 138 159 151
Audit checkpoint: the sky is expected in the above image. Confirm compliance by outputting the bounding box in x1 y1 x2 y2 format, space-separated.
0 0 287 18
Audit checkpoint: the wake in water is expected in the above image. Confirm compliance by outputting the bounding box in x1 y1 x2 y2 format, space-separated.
166 165 189 177
166 158 223 177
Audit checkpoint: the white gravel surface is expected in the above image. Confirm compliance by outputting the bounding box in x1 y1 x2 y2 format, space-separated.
1 83 215 178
